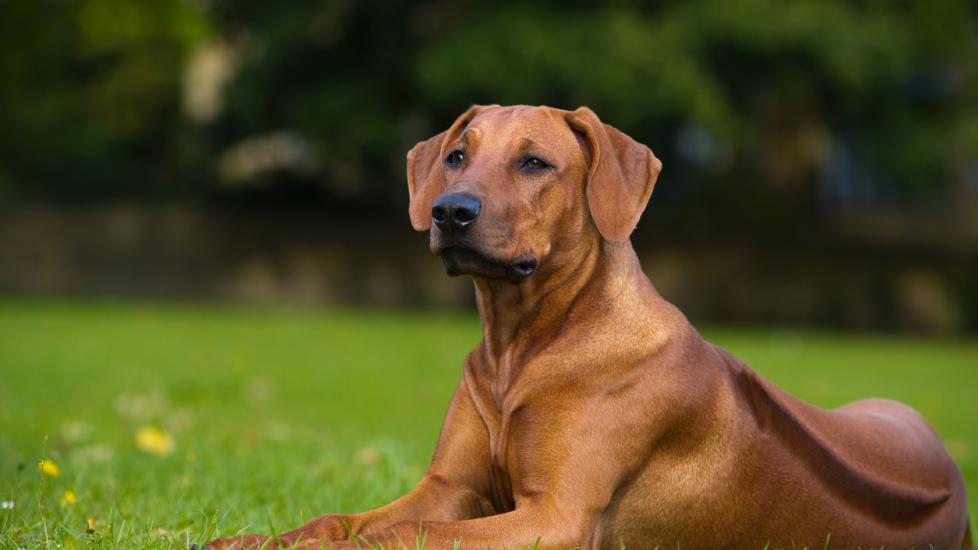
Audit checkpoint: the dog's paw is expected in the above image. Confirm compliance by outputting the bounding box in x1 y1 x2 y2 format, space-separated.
197 534 271 549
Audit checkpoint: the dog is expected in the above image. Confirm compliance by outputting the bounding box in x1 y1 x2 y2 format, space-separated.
205 105 971 549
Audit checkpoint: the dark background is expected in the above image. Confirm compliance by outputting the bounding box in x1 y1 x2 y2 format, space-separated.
2 0 977 332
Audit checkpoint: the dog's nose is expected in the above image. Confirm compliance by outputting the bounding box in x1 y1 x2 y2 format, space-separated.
431 193 481 233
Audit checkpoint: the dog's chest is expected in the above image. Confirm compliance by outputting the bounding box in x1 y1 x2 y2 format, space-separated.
485 398 520 513
467 373 524 513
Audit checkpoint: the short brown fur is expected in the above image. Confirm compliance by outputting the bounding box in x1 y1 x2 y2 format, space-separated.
206 105 970 549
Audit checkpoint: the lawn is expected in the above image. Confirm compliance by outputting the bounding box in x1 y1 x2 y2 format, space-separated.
1 297 975 548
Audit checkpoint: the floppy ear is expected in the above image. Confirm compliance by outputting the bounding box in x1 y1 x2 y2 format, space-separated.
566 106 662 242
406 105 493 231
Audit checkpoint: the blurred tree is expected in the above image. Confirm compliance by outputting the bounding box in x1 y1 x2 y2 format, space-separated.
0 0 210 197
0 0 975 236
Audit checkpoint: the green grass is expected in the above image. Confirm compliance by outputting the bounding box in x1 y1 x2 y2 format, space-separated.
0 297 975 548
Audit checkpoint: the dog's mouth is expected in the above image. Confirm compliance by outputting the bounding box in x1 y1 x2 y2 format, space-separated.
437 246 538 281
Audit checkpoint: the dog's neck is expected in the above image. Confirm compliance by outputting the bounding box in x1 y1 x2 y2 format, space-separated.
472 237 655 382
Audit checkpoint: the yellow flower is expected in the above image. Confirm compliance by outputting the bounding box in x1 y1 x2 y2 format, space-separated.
135 425 175 456
39 459 60 477
59 490 76 507
86 516 99 533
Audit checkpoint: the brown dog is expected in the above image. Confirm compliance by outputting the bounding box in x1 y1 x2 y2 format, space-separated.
206 105 971 549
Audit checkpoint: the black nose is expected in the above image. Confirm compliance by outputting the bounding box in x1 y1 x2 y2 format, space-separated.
431 193 481 233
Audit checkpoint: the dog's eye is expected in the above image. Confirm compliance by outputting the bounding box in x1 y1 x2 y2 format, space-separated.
445 150 465 168
521 157 551 172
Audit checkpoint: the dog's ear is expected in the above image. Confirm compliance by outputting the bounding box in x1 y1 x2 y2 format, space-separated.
566 107 662 242
406 105 492 231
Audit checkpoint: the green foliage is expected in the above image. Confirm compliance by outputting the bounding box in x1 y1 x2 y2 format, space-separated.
417 1 909 135
0 0 211 196
0 298 976 547
0 1 975 205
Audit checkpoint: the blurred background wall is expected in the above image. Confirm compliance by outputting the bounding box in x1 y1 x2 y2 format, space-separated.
1 0 976 332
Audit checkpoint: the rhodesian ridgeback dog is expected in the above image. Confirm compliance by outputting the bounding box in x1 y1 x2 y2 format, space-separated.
206 105 971 549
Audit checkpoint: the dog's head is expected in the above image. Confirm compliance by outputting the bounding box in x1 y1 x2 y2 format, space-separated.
407 105 661 282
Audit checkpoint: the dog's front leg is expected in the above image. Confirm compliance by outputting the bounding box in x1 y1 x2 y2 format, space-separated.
327 501 594 550
269 474 494 548
203 379 495 549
